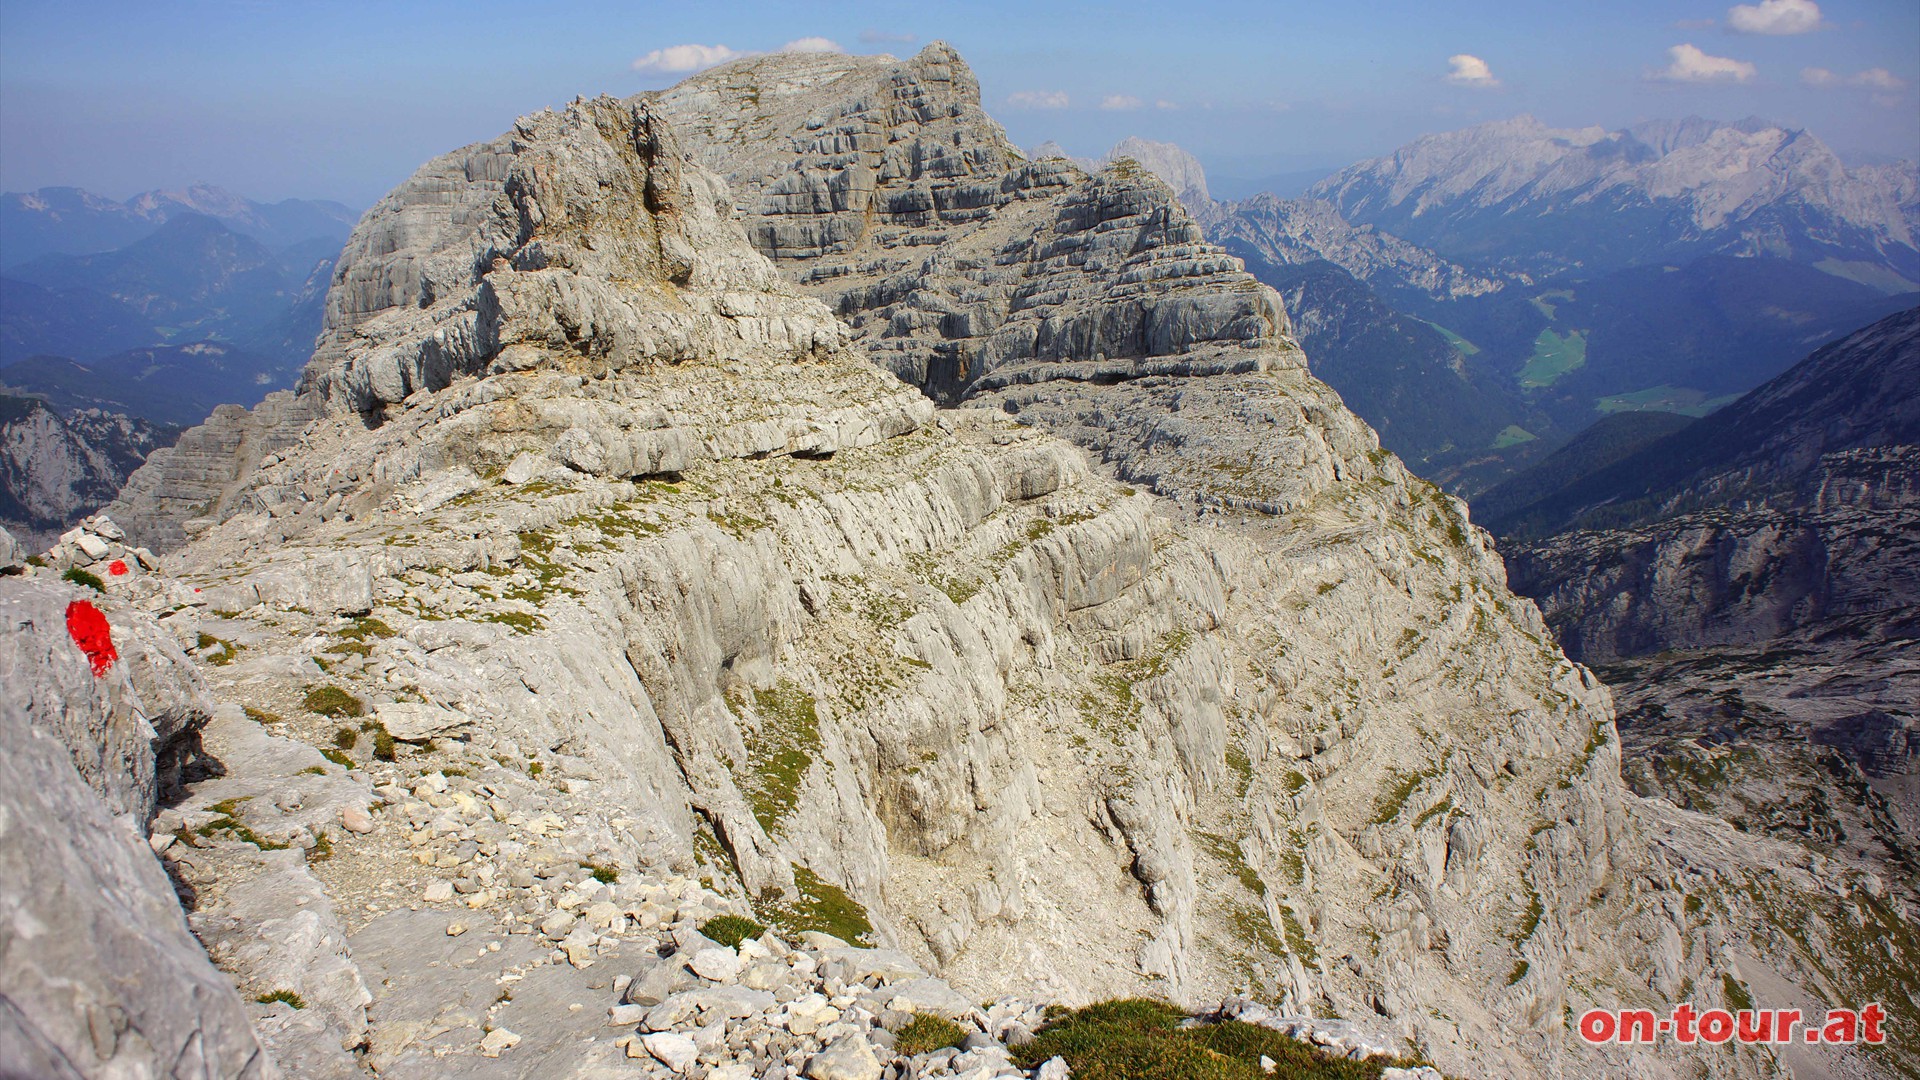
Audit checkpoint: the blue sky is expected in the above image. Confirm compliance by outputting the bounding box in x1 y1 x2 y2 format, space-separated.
1 0 1914 206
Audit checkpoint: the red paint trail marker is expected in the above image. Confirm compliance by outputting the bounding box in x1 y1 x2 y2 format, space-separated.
107 559 129 576
65 600 118 676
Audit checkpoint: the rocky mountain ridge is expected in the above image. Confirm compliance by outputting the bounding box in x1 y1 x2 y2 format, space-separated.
3 42 1906 1080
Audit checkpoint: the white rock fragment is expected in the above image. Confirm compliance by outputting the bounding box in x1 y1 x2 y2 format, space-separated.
642 1031 699 1073
478 1027 520 1056
688 946 741 983
339 803 374 834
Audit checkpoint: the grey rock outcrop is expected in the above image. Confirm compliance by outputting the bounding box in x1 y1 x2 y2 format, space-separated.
0 577 271 1079
1105 136 1212 208
104 391 321 552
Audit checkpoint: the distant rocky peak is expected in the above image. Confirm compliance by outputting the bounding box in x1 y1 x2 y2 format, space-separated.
1104 136 1210 207
128 183 255 222
300 94 844 416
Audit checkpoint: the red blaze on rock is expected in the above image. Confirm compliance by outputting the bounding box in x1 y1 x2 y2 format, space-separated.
65 600 117 676
107 559 129 576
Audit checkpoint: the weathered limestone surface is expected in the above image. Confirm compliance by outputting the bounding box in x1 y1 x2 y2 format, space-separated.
0 578 272 1079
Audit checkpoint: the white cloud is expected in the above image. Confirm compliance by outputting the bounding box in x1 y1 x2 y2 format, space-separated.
632 43 748 74
1654 43 1757 82
1728 0 1823 35
1155 99 1179 110
1444 54 1500 87
1007 90 1070 110
858 29 917 44
1802 66 1907 91
1100 94 1144 111
778 37 844 54
631 37 842 76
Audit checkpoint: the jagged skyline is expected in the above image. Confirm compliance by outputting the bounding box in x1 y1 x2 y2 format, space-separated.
2 0 1915 206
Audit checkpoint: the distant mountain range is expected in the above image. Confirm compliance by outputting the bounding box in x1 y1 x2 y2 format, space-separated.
0 184 352 537
1311 115 1920 287
1090 118 1920 495
0 341 295 429
1 183 356 266
0 393 174 546
0 184 351 423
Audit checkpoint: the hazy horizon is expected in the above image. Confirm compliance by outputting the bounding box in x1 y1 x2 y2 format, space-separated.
2 0 1916 208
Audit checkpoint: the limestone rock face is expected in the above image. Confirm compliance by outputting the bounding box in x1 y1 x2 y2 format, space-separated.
0 577 271 1079
659 44 1301 406
303 96 844 417
105 391 321 552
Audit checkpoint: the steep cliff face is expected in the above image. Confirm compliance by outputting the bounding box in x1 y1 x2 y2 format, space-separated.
72 45 1908 1080
1498 309 1920 1077
0 393 173 547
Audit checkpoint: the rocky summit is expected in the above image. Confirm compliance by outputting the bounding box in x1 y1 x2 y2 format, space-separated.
2 42 1910 1080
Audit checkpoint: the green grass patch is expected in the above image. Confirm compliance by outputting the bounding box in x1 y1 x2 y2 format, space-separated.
1594 384 1741 417
1490 425 1536 449
195 632 242 666
1518 328 1586 388
254 990 306 1009
1369 769 1434 826
1722 974 1753 1012
1419 319 1482 356
479 610 543 634
1015 1000 1413 1079
195 798 288 851
698 914 767 948
759 865 872 946
359 719 396 761
244 706 283 725
727 679 823 833
303 685 363 718
1529 289 1572 321
581 861 619 884
895 1013 970 1055
320 748 355 769
63 567 106 592
336 616 395 641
